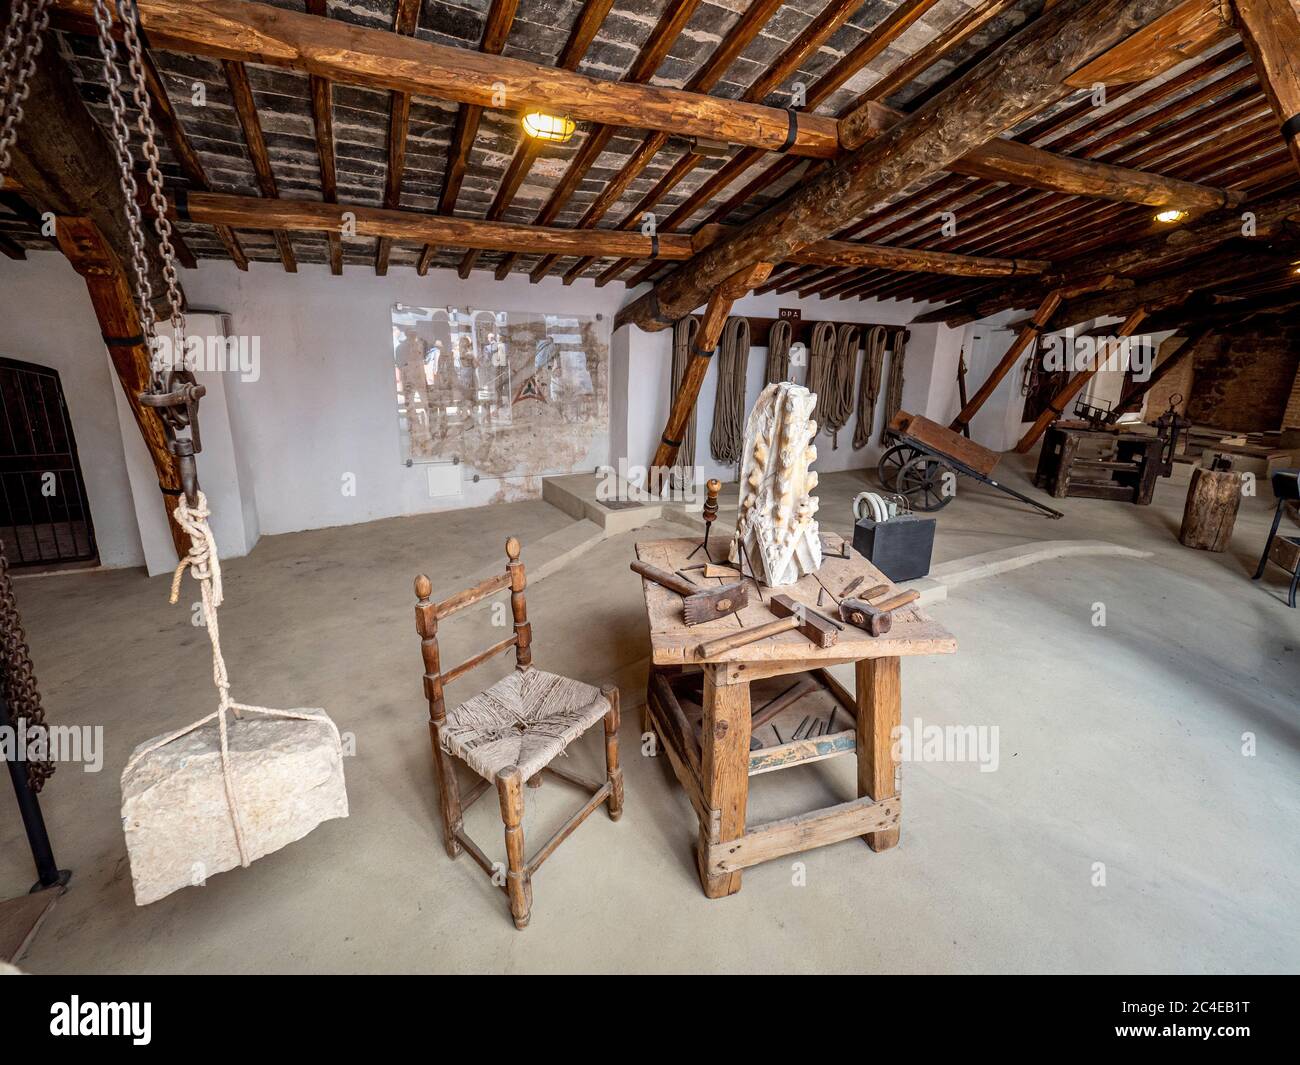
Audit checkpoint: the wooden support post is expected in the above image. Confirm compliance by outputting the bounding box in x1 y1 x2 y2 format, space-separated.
648 262 772 493
413 574 464 859
697 664 751 898
497 766 531 929
55 217 187 559
855 657 902 852
950 289 1063 433
1233 0 1300 177
1015 307 1149 452
601 684 623 821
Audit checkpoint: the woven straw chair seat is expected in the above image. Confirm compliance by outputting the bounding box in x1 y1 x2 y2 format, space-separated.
441 667 610 781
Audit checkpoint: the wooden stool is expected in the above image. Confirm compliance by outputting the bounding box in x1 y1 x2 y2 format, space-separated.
413 537 623 929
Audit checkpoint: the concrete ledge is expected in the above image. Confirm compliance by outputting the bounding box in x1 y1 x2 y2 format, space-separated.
903 539 1153 605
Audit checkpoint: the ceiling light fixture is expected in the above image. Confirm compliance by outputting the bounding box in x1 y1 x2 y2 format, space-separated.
521 112 576 144
1153 208 1188 224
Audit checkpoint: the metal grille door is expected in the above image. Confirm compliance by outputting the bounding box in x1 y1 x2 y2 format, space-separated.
0 357 97 567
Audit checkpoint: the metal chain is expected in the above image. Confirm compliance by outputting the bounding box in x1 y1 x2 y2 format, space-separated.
92 0 203 500
0 0 53 188
0 543 53 792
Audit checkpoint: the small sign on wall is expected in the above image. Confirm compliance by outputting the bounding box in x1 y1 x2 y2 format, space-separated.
778 308 801 324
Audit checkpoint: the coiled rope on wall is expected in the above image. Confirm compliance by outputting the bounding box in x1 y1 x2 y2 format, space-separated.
853 325 888 450
807 321 858 449
669 315 699 485
765 318 792 384
710 315 751 465
880 326 908 443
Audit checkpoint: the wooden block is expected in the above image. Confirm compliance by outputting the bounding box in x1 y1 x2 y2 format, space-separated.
1179 467 1243 552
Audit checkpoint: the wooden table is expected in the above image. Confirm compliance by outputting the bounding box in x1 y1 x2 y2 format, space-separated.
634 536 957 899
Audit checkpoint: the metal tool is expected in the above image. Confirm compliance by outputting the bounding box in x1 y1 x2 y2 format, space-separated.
839 589 920 637
630 561 748 625
695 594 837 658
688 478 722 561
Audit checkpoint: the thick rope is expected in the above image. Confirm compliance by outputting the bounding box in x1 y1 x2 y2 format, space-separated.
807 321 856 449
669 316 699 487
124 492 341 868
880 326 908 443
853 325 888 450
765 318 792 384
804 320 836 417
710 316 750 465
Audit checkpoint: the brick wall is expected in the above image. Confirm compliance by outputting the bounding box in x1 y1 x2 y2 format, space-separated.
1182 315 1300 432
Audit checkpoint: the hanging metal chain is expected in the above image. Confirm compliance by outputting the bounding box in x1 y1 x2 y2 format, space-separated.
0 544 53 792
0 0 53 188
92 0 203 501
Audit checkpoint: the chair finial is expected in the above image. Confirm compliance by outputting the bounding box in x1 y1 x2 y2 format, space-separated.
506 536 521 561
414 574 432 599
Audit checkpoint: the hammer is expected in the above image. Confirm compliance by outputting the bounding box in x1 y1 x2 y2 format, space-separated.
630 561 748 626
838 589 920 637
696 594 837 658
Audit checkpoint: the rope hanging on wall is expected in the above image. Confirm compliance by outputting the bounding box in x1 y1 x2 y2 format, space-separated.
669 316 700 486
853 325 888 450
710 316 751 465
880 326 909 443
806 321 857 449
805 320 837 424
765 318 793 384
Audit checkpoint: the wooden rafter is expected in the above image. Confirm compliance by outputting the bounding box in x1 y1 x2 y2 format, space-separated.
222 59 296 271
304 0 340 274
1065 0 1234 85
490 0 707 284
616 0 1204 333
449 0 615 278
375 0 424 275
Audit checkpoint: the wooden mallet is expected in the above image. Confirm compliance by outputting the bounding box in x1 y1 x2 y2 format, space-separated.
838 589 920 636
630 561 748 626
695 594 838 658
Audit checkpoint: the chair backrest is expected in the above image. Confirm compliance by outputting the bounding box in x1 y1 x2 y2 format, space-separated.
1272 469 1300 502
414 537 533 726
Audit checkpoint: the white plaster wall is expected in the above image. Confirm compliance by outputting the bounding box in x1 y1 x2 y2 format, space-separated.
180 260 628 535
0 253 145 568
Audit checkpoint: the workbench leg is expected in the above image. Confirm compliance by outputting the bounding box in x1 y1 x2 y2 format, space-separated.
696 665 751 898
856 656 901 852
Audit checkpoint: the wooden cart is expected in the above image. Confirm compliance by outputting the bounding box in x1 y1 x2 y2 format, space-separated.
633 536 956 899
877 410 1064 518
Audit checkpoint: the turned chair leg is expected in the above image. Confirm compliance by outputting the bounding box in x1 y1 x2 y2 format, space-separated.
496 767 532 929
429 726 463 858
601 685 624 821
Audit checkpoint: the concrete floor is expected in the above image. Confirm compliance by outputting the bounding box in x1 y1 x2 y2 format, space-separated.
3 457 1298 973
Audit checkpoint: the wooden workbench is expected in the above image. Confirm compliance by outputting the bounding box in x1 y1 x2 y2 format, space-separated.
633 536 956 899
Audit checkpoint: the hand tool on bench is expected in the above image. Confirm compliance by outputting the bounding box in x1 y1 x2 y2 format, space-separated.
838 589 921 637
688 478 723 561
695 594 837 658
630 560 748 625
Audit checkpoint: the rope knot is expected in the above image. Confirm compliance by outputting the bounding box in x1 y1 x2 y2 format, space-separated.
169 491 222 607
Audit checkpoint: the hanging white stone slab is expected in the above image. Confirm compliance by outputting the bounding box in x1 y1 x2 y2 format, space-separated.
121 712 347 906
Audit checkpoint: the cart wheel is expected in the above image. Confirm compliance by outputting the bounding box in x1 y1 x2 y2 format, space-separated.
876 444 920 491
898 456 956 512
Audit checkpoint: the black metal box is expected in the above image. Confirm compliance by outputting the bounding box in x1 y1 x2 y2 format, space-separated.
851 515 936 582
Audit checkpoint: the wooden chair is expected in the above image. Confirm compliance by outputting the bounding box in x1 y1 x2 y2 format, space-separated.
1252 469 1300 608
413 537 623 929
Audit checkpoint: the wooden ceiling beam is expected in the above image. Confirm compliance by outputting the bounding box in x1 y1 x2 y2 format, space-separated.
1232 0 1300 177
52 0 839 158
221 59 296 271
1064 0 1234 86
617 0 1204 333
174 191 1052 279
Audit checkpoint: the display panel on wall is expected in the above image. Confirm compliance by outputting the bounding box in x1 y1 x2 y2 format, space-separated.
391 305 608 486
